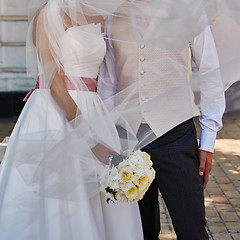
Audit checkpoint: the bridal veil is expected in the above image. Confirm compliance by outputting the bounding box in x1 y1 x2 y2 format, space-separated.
5 0 240 201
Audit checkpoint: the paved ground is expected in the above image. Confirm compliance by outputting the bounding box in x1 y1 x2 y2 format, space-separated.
0 113 240 239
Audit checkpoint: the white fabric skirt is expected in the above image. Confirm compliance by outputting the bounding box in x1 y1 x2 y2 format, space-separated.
0 90 143 240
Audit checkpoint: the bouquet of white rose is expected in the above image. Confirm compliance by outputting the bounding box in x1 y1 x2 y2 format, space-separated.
100 149 156 203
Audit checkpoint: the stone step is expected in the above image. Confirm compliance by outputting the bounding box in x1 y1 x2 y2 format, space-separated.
0 15 28 21
0 67 26 73
0 41 26 47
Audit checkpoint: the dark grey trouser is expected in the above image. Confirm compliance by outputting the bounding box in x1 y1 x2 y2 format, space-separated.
138 119 209 240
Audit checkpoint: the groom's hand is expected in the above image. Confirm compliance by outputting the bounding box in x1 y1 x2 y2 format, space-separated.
199 150 213 189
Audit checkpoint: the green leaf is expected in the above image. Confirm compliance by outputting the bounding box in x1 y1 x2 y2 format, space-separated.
105 187 118 202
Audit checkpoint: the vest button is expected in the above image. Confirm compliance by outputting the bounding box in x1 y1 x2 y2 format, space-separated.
140 57 145 62
140 70 145 75
140 44 145 49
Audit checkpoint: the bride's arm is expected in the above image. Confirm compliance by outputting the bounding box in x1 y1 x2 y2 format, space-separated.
33 8 80 122
50 70 79 121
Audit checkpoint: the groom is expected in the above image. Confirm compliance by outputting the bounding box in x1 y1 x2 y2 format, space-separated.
98 4 225 240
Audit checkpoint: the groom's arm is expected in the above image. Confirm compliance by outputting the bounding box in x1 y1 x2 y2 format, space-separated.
191 25 226 189
98 16 118 111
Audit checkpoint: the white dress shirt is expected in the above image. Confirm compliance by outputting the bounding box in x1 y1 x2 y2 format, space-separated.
98 17 226 153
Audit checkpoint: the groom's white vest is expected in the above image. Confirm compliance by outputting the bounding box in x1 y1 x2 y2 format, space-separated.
111 15 197 136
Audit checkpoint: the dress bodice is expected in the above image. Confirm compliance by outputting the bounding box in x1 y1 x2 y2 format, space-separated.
24 23 105 101
59 23 106 78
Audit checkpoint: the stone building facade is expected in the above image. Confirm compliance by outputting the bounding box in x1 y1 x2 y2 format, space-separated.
0 0 34 117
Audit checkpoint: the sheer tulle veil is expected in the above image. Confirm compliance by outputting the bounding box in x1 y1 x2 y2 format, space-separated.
7 0 240 201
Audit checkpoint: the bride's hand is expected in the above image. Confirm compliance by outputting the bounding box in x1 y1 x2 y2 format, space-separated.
91 143 117 164
50 69 81 122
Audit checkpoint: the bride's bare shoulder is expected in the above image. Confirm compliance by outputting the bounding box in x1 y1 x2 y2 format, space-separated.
32 5 46 46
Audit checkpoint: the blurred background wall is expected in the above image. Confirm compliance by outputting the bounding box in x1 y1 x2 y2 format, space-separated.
0 0 239 118
0 0 34 117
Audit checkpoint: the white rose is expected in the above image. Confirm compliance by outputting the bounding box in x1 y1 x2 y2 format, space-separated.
146 168 156 183
125 185 139 201
118 160 131 169
134 175 149 190
115 191 128 202
139 186 149 199
120 181 135 192
141 152 153 167
132 173 140 182
118 166 134 182
110 167 120 181
109 180 119 189
134 163 145 173
128 155 140 166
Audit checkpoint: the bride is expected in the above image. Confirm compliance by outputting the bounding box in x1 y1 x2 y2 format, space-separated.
0 1 143 240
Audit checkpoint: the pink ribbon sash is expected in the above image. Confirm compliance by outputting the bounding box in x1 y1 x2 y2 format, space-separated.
23 76 97 102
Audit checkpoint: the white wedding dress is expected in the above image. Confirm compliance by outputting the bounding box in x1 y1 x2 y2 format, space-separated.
0 23 143 240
